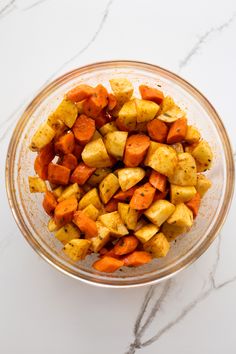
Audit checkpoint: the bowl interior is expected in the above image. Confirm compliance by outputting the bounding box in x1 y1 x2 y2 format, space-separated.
6 61 234 287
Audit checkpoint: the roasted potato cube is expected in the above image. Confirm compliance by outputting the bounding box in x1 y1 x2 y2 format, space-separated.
171 143 184 154
146 145 178 177
118 203 139 230
117 100 137 131
159 95 175 114
90 221 110 252
161 222 187 241
104 131 128 159
170 185 197 204
169 152 197 186
144 141 163 165
88 168 112 186
185 125 201 144
134 224 159 243
82 204 99 221
110 78 134 104
30 122 55 151
48 99 78 128
47 115 66 138
28 176 47 193
99 173 120 204
144 200 175 227
63 239 90 261
81 138 113 168
75 100 85 114
91 129 102 141
53 186 64 199
192 140 213 170
48 218 60 232
196 174 212 197
98 211 129 237
55 223 80 243
57 183 80 202
135 98 159 123
78 188 102 210
118 167 145 191
158 105 185 123
144 232 170 257
167 203 193 228
99 122 118 136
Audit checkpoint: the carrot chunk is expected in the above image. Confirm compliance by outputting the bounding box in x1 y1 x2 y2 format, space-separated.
93 256 124 272
123 251 152 267
149 171 167 192
124 134 150 167
130 182 155 210
34 156 48 180
54 196 78 226
73 211 98 238
186 192 201 218
73 142 83 159
113 186 138 202
37 142 55 165
104 198 119 212
48 163 70 185
166 118 187 144
70 162 96 185
107 93 117 110
66 84 94 102
147 119 168 143
42 191 57 216
54 132 75 154
83 84 109 118
139 85 164 104
94 111 109 129
113 236 138 256
61 153 78 170
72 114 95 145
153 190 169 202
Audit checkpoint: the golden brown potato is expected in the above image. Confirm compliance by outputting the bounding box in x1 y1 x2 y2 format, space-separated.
143 232 170 257
169 152 197 186
135 98 160 123
91 129 102 141
55 223 80 243
28 176 47 193
161 222 187 241
118 167 145 191
104 131 128 159
144 200 175 227
109 78 134 104
48 99 78 128
158 105 185 123
98 211 129 237
63 239 91 261
144 141 163 165
159 95 175 114
48 218 60 232
146 145 178 177
52 186 64 199
167 203 193 228
171 143 184 154
88 168 112 186
99 173 120 204
90 222 110 252
134 224 159 243
192 140 213 170
81 138 113 168
170 185 197 204
99 122 118 136
57 183 81 202
117 100 137 130
185 125 201 144
118 203 139 230
82 204 99 221
196 174 212 197
78 188 102 210
30 122 55 151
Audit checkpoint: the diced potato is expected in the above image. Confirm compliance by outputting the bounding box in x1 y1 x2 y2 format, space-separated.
82 138 113 168
78 188 102 210
185 125 201 144
135 98 159 123
91 129 102 141
192 140 213 170
99 173 120 204
82 204 99 221
158 105 185 123
171 143 184 154
146 145 178 177
76 100 85 114
55 223 80 243
63 239 90 261
196 174 212 197
117 100 137 131
30 122 55 151
48 218 60 232
47 116 66 138
144 200 175 227
143 232 170 258
159 95 175 114
48 99 78 128
98 211 129 237
169 153 197 186
110 78 134 104
167 203 193 228
118 167 145 191
53 186 64 199
88 168 112 186
118 203 139 230
28 176 47 193
104 131 128 159
134 224 159 243
99 122 118 136
90 221 110 252
161 222 187 241
57 183 80 202
170 185 197 204
144 141 162 165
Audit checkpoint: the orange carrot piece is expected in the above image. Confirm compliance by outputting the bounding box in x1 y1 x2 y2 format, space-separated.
83 84 109 118
149 171 167 192
113 236 139 256
104 198 119 212
73 211 98 238
114 186 138 202
99 247 109 256
123 251 152 267
42 191 57 216
70 162 96 185
54 196 78 226
166 118 187 144
94 111 109 128
124 134 150 167
37 142 55 165
153 190 169 202
72 114 95 145
66 84 94 102
186 192 201 218
93 256 124 273
54 132 75 155
61 153 78 170
107 93 117 110
147 119 168 143
73 142 83 159
115 116 131 132
139 85 164 104
47 163 70 185
34 156 48 180
130 182 155 210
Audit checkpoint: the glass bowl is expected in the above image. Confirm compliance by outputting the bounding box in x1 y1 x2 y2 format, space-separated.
6 60 235 287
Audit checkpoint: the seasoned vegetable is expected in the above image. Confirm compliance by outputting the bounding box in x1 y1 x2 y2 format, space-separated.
147 119 168 143
118 203 139 230
186 192 201 217
42 191 57 215
93 256 124 272
104 131 128 159
54 196 78 226
48 163 70 185
73 210 98 238
78 188 102 210
139 84 164 104
185 125 201 144
118 167 145 191
124 134 150 167
134 224 159 243
83 84 108 118
64 239 90 261
135 98 159 123
30 122 55 151
168 152 197 186
116 100 137 131
48 99 78 128
167 203 193 228
28 176 47 193
66 84 94 102
57 183 80 202
55 223 80 243
98 211 129 237
54 131 75 154
192 140 213 171
81 138 113 168
70 163 96 185
196 174 212 197
90 222 110 252
161 222 187 241
123 251 152 266
146 145 178 177
130 183 155 210
88 168 112 186
82 204 99 221
170 184 197 204
143 232 170 258
167 118 187 144
99 122 117 136
149 171 167 192
113 236 138 255
72 115 95 145
144 200 175 227
110 78 133 104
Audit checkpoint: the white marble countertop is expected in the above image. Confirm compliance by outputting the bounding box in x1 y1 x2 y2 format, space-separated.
0 0 236 353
